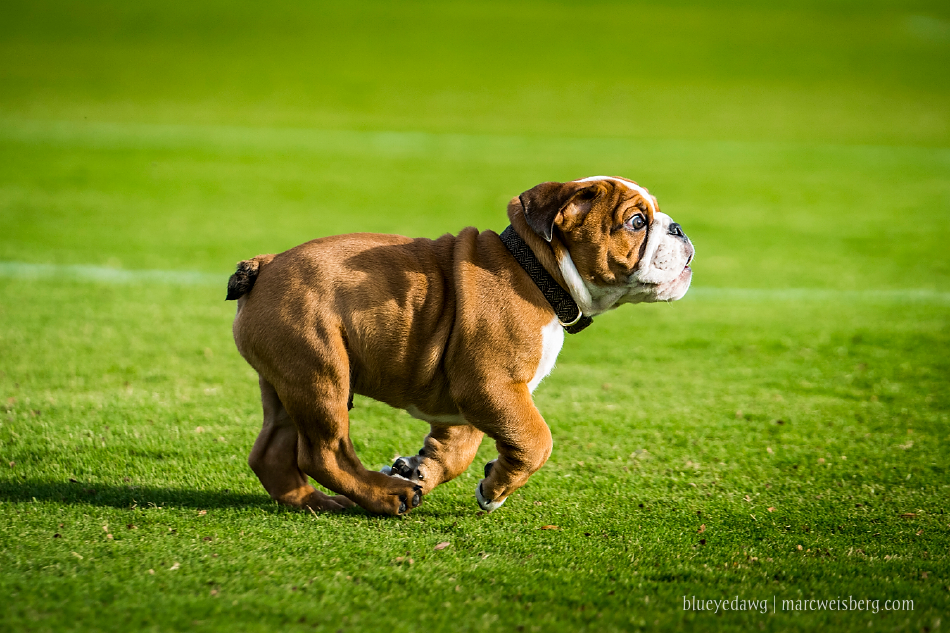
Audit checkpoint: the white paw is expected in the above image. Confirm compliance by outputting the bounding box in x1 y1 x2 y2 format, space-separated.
381 463 416 483
475 480 506 512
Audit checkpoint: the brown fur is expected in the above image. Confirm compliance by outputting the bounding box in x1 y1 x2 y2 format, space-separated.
512 178 653 290
230 178 657 515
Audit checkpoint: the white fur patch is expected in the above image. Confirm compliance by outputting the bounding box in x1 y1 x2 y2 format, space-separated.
635 211 673 284
528 316 564 393
555 249 594 315
475 480 506 512
556 248 628 316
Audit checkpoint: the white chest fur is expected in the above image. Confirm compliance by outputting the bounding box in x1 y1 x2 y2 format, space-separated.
528 316 564 393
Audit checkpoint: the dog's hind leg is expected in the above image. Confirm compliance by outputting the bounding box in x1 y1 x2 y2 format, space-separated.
386 424 484 495
278 375 425 516
248 375 355 512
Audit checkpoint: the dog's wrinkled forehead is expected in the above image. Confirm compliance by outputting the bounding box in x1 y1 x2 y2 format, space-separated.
574 176 657 217
518 175 658 243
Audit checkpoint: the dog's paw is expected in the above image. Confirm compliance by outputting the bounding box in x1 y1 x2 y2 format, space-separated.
397 485 424 514
366 471 424 515
475 480 506 512
385 454 426 483
391 455 417 479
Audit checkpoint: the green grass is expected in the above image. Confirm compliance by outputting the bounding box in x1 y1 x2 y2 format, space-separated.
1 1 948 631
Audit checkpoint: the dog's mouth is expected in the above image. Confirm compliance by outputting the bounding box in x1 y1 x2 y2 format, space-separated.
673 254 693 285
668 262 692 283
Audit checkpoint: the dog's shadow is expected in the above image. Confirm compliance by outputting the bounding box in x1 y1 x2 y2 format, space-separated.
0 479 454 517
0 479 283 512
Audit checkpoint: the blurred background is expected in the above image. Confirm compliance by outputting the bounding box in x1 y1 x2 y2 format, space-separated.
1 0 947 293
1 3 948 629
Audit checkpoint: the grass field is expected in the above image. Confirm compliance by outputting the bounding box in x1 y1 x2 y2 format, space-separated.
1 1 948 631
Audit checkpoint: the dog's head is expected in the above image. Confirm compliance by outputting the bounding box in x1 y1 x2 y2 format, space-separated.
513 176 694 315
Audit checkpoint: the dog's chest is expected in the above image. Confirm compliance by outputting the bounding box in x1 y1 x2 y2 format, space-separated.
405 316 564 426
527 316 564 393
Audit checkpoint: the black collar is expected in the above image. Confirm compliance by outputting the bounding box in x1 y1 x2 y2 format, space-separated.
499 225 594 335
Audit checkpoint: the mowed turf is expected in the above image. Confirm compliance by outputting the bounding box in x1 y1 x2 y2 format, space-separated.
1 1 949 632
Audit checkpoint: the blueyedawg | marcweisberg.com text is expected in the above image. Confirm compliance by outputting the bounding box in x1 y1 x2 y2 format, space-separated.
683 595 914 615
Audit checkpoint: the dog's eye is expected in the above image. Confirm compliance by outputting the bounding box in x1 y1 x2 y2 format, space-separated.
626 214 646 230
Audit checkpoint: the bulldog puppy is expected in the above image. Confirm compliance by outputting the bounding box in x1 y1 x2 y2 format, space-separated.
228 176 694 515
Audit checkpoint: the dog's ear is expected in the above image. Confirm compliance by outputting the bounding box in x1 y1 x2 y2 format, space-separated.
519 181 600 242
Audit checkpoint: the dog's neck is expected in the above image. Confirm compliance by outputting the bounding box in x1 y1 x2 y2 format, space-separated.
503 208 593 334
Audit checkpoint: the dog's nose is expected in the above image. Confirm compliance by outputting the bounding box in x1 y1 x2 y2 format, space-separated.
668 223 687 240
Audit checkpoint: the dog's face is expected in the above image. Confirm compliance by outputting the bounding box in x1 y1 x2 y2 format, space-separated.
519 176 694 315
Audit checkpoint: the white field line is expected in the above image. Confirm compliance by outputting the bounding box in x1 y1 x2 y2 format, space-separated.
2 261 948 304
685 287 950 304
0 261 220 285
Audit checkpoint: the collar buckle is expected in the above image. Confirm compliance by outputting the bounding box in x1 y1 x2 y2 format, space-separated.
558 309 583 328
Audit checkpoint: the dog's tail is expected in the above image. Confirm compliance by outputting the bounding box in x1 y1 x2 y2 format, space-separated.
225 254 275 301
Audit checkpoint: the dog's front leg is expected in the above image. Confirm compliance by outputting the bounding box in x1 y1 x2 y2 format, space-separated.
460 386 553 512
